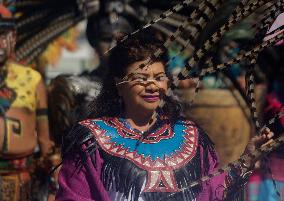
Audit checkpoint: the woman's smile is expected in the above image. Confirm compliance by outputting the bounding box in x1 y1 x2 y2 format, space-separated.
141 94 160 102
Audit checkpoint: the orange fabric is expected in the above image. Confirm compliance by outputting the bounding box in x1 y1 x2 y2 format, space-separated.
0 4 12 18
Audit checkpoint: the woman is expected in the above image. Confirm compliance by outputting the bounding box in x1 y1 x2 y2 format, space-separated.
55 31 272 201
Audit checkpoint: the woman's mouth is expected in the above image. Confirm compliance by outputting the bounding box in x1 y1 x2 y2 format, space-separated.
141 95 160 102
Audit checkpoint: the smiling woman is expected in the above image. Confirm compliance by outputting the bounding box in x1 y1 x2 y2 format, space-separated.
87 31 180 123
55 30 273 201
115 61 168 130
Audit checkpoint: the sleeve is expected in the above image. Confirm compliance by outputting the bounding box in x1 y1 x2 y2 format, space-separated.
197 128 246 201
55 150 109 201
56 123 110 201
56 155 95 201
196 128 227 201
206 152 228 201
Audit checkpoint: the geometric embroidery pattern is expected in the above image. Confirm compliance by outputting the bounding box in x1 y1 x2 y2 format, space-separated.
80 118 198 192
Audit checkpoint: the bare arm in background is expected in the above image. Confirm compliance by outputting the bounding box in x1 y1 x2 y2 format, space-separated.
36 78 54 156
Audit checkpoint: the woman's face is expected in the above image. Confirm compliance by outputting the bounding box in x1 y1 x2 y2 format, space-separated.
0 29 15 66
117 61 168 116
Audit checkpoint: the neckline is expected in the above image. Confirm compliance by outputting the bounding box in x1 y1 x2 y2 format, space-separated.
117 115 165 135
100 116 174 144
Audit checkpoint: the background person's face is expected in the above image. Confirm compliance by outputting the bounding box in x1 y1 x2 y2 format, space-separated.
118 61 168 116
0 30 15 66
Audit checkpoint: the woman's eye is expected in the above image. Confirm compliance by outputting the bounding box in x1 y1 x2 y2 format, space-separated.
156 76 168 81
132 76 147 82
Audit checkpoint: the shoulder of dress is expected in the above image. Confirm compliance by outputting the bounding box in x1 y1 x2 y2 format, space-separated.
173 118 197 128
78 117 113 133
79 117 108 127
62 120 100 156
179 118 196 125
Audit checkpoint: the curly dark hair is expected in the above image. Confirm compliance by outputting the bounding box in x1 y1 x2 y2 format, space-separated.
48 75 76 145
88 29 181 120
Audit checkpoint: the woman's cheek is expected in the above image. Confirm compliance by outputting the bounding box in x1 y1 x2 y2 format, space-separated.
160 82 168 93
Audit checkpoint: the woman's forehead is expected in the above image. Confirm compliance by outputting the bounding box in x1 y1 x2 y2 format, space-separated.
126 61 165 74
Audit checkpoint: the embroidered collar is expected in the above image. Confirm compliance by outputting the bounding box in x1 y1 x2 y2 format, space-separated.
80 118 199 193
105 117 174 144
118 116 162 133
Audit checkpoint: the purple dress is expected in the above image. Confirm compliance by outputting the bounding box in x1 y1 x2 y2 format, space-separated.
56 117 230 201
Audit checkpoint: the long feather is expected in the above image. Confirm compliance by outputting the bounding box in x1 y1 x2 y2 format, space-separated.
16 9 52 30
199 30 284 76
169 1 280 81
156 24 284 131
15 0 46 8
151 23 193 50
252 1 284 43
134 0 224 72
16 13 79 61
178 0 273 81
158 110 284 201
105 0 197 53
181 0 284 109
245 59 261 131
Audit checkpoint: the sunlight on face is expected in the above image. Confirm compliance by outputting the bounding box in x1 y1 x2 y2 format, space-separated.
117 61 168 116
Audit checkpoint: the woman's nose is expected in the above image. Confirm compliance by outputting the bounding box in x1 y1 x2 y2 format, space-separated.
145 80 159 92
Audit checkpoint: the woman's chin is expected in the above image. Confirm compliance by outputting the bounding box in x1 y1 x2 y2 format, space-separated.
139 104 160 114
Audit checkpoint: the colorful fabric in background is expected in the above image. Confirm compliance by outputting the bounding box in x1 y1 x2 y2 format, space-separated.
247 83 284 201
0 4 12 18
167 43 189 76
36 27 79 68
248 169 284 201
6 62 41 112
167 43 227 89
0 1 14 30
5 0 15 13
247 12 284 201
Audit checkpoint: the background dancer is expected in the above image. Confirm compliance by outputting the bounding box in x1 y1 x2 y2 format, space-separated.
0 4 54 201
